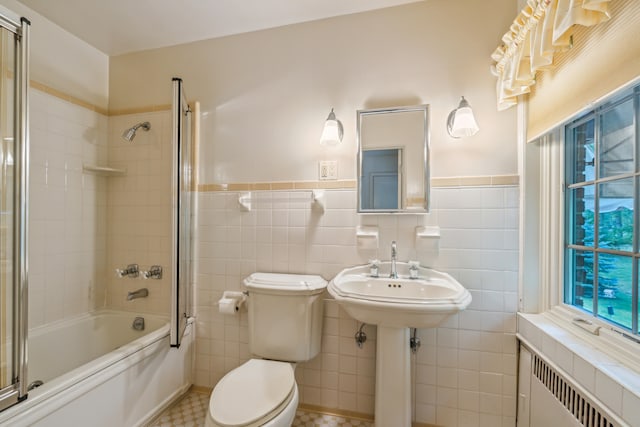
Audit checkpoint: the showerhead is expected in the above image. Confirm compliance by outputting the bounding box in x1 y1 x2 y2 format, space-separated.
121 121 151 142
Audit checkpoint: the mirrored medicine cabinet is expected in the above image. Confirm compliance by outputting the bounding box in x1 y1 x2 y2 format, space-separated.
357 104 430 213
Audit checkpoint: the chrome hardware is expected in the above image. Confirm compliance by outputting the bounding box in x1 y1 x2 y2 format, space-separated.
116 264 139 278
409 261 419 279
127 288 149 301
369 259 380 278
27 380 44 391
410 328 421 354
142 265 163 280
390 241 398 279
355 323 367 349
132 317 145 331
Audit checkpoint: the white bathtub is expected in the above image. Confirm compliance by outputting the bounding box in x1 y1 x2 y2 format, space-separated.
0 310 193 427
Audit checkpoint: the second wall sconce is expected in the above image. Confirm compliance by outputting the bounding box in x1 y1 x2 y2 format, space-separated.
447 96 479 138
320 108 343 145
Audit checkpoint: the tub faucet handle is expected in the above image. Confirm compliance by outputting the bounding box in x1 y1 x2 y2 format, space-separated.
116 264 139 278
142 265 163 280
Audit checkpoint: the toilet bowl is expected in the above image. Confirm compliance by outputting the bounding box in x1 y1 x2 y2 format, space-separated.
205 359 298 427
206 272 327 427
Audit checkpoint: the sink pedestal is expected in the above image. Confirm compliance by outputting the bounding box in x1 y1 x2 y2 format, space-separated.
375 326 411 427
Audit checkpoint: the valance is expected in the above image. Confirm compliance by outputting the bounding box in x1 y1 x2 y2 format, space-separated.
491 0 612 111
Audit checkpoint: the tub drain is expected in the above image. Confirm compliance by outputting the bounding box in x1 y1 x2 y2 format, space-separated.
27 380 43 391
132 316 145 331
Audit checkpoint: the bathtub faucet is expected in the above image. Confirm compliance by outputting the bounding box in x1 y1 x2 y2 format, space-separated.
127 288 149 301
390 241 398 279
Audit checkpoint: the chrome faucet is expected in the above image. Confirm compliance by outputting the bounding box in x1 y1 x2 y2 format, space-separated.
390 241 398 279
127 288 149 301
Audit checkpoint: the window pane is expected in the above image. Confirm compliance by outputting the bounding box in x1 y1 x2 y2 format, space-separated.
597 253 633 329
566 249 594 313
568 119 595 184
599 99 635 179
598 178 634 251
568 186 594 247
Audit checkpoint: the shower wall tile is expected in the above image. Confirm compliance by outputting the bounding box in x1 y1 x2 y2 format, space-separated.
105 111 173 315
193 185 519 424
29 88 109 328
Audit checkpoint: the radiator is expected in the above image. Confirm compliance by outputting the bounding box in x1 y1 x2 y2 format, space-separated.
518 345 627 427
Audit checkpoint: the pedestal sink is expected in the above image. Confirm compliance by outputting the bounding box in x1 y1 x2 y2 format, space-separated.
328 262 472 427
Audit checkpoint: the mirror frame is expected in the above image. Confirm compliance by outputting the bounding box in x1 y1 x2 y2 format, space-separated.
356 104 430 213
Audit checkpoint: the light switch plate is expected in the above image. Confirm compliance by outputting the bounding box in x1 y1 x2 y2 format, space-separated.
319 160 338 180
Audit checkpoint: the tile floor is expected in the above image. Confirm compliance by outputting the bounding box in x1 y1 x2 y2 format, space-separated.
148 388 374 427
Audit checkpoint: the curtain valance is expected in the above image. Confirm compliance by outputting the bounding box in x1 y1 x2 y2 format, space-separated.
492 0 612 111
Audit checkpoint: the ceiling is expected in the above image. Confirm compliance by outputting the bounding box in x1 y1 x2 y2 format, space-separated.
17 0 424 56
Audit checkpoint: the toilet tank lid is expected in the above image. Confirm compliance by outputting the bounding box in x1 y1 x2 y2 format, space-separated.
244 272 327 295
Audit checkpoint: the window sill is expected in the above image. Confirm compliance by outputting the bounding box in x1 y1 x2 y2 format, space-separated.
517 310 640 422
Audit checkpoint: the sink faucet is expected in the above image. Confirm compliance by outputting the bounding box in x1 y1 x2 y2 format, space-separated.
127 288 149 301
390 241 398 279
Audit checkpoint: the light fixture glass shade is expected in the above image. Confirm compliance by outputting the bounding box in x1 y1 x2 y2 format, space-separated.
320 108 343 145
447 97 479 138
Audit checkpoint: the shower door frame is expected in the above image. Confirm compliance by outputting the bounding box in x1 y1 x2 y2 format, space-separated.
0 6 29 412
170 77 193 347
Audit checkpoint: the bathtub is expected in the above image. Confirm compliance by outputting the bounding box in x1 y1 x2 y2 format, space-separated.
0 310 193 427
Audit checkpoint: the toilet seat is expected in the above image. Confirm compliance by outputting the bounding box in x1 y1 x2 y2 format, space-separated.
209 359 295 427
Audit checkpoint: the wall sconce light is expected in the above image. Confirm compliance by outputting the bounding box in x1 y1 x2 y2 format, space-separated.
320 108 343 145
447 96 479 138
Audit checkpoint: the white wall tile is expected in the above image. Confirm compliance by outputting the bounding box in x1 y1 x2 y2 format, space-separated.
595 369 623 415
573 355 596 392
622 390 640 425
193 185 519 422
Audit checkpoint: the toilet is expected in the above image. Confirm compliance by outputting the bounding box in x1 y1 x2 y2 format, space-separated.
206 272 327 427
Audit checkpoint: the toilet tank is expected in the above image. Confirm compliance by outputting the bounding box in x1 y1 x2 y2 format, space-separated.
244 273 327 362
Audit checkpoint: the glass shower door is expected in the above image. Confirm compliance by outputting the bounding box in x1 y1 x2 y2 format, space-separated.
0 7 29 412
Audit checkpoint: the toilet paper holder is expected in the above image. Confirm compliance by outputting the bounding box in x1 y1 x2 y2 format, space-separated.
218 291 248 314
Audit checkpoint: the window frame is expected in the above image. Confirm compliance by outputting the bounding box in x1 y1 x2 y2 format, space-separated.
563 89 640 334
526 85 640 341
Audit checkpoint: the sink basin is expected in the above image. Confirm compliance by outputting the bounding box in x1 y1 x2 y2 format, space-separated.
328 262 472 328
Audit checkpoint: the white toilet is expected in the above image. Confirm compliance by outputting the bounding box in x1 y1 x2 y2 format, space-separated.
206 272 327 427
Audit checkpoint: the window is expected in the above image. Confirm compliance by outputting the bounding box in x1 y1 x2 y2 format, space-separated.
564 87 639 333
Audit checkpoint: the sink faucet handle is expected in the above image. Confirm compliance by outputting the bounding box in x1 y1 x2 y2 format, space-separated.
408 261 420 279
368 259 380 277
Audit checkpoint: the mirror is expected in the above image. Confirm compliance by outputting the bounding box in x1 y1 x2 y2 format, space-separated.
357 104 430 213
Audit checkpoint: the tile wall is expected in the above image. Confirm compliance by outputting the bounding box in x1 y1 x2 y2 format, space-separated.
29 93 174 327
29 88 108 328
193 185 519 426
106 112 174 314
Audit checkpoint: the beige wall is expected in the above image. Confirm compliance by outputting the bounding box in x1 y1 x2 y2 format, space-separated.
109 0 517 183
1 0 110 110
